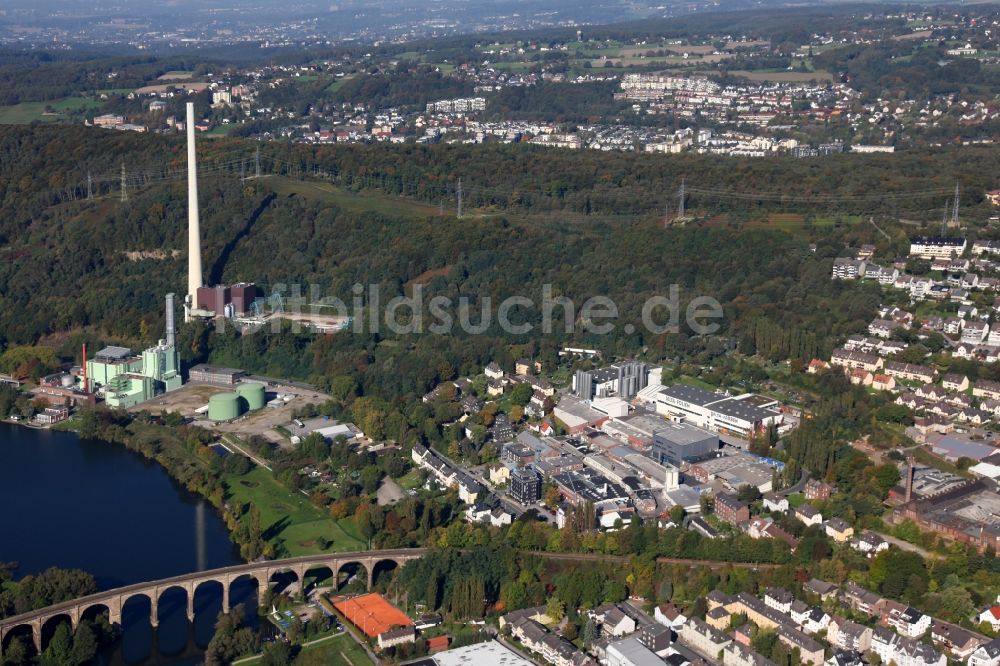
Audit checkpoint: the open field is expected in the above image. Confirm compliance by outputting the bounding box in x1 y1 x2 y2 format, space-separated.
135 81 210 94
268 177 442 219
157 71 194 80
293 633 374 666
0 97 100 124
237 632 374 666
589 53 730 66
728 69 834 83
224 467 365 556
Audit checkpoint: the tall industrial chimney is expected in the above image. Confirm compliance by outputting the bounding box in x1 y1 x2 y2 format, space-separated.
186 102 203 318
82 343 88 394
904 455 915 503
165 293 176 347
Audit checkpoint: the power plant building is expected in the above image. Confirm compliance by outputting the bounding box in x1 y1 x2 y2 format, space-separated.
86 295 183 408
196 282 257 317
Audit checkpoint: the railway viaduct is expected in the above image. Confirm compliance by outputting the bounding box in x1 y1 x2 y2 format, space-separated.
0 548 425 656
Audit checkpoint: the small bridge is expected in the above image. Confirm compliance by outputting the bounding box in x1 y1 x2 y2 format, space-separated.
0 548 425 656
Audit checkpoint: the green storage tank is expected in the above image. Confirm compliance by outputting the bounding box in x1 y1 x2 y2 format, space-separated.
236 382 266 411
208 392 243 421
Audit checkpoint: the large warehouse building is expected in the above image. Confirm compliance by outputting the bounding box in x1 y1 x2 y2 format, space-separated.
655 384 782 439
650 422 719 467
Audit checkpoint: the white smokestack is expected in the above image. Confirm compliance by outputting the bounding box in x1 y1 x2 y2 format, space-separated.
186 102 203 312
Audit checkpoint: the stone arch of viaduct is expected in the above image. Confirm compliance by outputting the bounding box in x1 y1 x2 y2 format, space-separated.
0 549 424 656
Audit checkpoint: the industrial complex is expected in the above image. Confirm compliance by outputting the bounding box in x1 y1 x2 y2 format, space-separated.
84 294 183 408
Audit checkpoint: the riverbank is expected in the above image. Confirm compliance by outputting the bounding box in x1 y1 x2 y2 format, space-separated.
58 408 365 561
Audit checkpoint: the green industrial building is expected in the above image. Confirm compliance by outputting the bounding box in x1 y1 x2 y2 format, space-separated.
86 295 183 408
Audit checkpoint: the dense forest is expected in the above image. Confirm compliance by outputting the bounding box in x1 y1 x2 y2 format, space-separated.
0 123 984 404
0 123 897 399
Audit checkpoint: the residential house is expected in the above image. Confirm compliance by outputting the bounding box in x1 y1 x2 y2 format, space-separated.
930 619 985 659
801 607 831 635
803 579 838 601
715 493 751 526
794 504 823 526
977 605 1000 632
804 479 836 500
974 380 1000 401
654 603 687 630
871 626 945 666
589 603 637 638
485 362 504 379
884 361 936 384
706 606 731 630
842 582 885 617
830 349 882 372
824 517 855 543
722 642 775 666
679 618 731 659
963 321 990 344
378 625 416 649
637 624 672 657
850 531 889 557
776 625 825 665
886 605 931 638
826 651 866 666
763 587 793 615
762 493 788 513
969 637 1000 666
827 617 872 653
872 374 896 391
942 374 971 392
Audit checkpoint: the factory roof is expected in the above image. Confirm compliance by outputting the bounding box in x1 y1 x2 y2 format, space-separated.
659 384 725 407
606 637 664 666
94 346 133 361
659 385 779 423
653 421 718 445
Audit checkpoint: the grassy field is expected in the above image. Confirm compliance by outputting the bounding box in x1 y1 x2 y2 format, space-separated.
0 97 100 124
239 633 374 666
293 633 374 666
728 69 834 83
397 469 424 491
268 177 442 219
224 467 365 556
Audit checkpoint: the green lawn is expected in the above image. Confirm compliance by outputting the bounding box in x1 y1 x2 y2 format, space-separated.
239 633 374 666
786 492 806 508
224 467 365 556
397 468 424 491
292 633 374 666
0 97 100 124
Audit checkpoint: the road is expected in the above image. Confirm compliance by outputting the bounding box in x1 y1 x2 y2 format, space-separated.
870 530 942 560
523 551 783 570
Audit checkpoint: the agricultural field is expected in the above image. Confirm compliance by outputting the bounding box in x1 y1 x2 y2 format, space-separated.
727 69 835 83
0 97 100 124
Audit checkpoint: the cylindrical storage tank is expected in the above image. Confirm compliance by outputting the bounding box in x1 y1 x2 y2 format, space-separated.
208 392 242 421
236 382 266 411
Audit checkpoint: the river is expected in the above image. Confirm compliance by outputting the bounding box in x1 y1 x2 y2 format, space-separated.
0 422 251 664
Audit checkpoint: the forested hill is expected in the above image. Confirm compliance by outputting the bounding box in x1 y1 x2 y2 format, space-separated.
0 124 886 393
